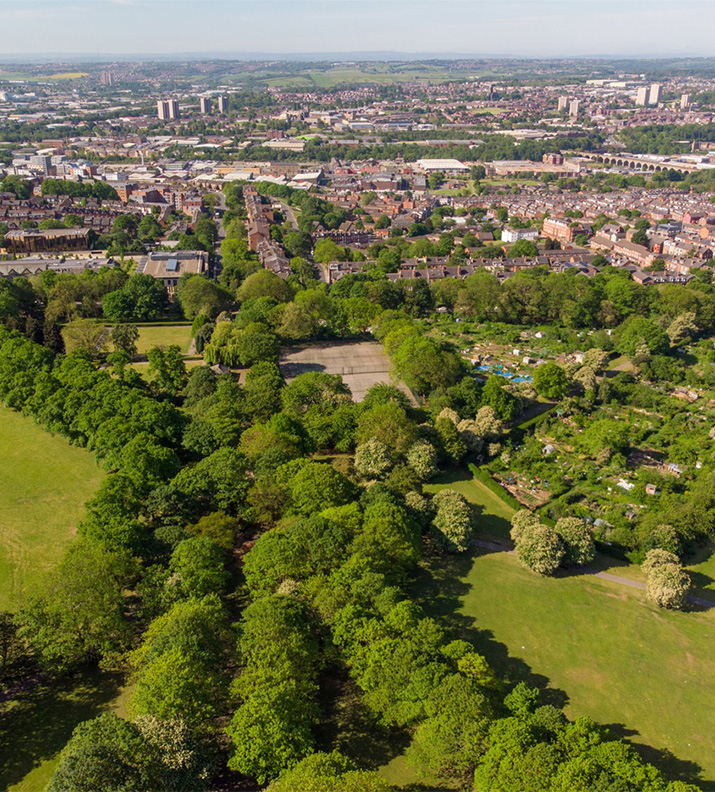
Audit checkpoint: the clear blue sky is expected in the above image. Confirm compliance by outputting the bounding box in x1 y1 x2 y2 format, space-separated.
1 0 714 58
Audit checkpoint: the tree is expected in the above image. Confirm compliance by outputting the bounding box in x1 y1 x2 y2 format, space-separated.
509 239 539 258
285 461 357 514
129 596 231 730
480 377 519 421
374 214 391 229
48 713 213 792
391 334 461 395
103 275 168 322
177 276 233 320
617 316 669 358
147 345 187 395
244 361 284 422
631 229 648 246
238 269 293 303
435 416 467 463
227 680 319 784
237 321 279 366
110 323 139 356
533 363 570 400
354 438 393 480
430 489 473 553
666 312 698 345
511 521 564 575
169 537 228 599
194 214 218 250
642 549 690 609
406 674 492 785
406 441 439 480
582 347 609 373
356 401 417 456
267 751 393 792
554 517 595 567
186 511 241 552
1 175 32 199
17 541 135 671
63 319 109 357
353 495 421 571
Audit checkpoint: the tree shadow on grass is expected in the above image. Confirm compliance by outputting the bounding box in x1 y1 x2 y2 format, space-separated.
315 670 411 770
603 724 708 789
411 548 569 710
0 667 124 791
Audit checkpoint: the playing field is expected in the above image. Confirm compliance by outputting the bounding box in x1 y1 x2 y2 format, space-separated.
0 406 104 611
279 340 416 403
134 324 193 354
415 467 715 789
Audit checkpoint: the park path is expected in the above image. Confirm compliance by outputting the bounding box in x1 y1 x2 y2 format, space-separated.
473 539 715 609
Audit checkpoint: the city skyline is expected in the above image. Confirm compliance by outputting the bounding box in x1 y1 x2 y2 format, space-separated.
2 0 715 59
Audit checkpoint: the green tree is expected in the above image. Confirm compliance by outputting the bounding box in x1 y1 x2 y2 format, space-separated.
110 323 139 356
48 713 213 792
238 269 293 303
17 541 135 671
227 680 319 784
129 596 231 730
267 751 393 792
617 316 669 357
169 537 228 599
374 214 391 229
177 275 233 320
509 239 539 257
147 345 187 395
533 363 570 399
186 511 241 552
666 312 698 345
284 461 357 514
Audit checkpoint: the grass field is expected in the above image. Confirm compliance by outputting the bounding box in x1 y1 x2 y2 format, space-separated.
414 466 715 789
1 670 131 792
135 324 193 354
0 406 104 611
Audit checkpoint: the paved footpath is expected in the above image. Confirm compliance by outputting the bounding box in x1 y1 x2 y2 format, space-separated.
473 540 715 609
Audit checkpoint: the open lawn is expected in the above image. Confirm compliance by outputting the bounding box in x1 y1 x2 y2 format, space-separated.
1 670 131 792
134 324 193 354
412 467 715 789
0 406 104 611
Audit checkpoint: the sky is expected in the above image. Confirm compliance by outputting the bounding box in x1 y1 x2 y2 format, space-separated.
1 0 714 59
